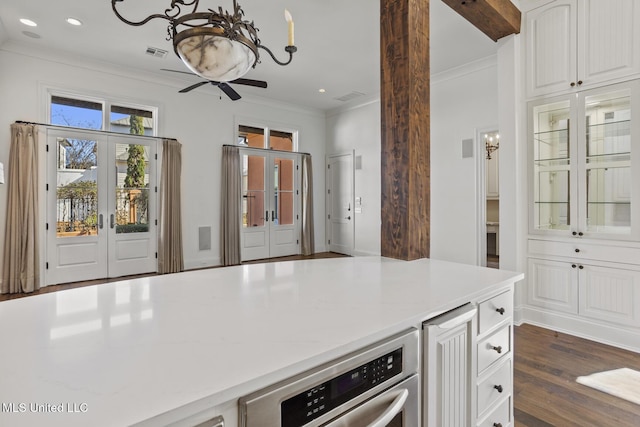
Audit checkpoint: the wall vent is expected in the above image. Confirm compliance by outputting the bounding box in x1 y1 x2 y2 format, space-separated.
146 47 168 58
334 91 366 102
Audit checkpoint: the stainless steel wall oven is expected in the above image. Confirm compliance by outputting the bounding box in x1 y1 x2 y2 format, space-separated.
239 329 419 427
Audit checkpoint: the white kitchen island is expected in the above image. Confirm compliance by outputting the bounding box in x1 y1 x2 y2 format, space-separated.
0 257 523 427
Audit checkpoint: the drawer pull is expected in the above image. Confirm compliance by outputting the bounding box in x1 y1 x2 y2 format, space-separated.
495 307 505 315
493 424 503 427
494 384 503 393
575 248 580 253
491 345 503 354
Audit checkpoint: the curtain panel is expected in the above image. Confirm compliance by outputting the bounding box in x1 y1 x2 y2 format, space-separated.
158 139 184 274
220 146 242 266
301 154 315 256
2 123 40 294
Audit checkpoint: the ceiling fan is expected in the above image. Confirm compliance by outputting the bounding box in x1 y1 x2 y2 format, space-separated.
161 69 268 100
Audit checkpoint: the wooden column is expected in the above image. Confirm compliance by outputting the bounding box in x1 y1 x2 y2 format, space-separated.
380 0 430 260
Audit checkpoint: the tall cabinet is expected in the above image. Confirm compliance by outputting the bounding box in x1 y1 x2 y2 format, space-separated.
524 0 640 352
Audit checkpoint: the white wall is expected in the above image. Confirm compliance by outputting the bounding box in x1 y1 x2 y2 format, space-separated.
0 43 327 277
324 58 500 264
326 97 381 256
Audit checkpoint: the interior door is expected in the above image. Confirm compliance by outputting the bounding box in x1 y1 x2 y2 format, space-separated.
326 152 354 255
46 129 157 285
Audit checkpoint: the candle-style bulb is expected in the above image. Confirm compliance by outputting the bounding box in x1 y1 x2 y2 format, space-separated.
284 9 294 46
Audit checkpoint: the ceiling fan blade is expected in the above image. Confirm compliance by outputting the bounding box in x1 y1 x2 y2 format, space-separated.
161 68 195 76
230 78 268 88
218 83 242 101
179 81 209 93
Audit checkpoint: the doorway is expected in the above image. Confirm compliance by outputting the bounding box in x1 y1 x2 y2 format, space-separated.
477 129 500 269
240 149 301 261
46 128 158 285
326 152 354 256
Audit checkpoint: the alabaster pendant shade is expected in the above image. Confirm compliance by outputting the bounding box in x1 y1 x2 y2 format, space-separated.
176 34 257 82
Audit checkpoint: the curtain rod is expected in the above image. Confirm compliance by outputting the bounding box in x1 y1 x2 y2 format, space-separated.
14 121 178 142
224 144 310 156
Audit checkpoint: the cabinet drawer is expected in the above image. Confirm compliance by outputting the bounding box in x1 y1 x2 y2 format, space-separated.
477 396 510 427
477 359 512 417
528 239 640 265
478 325 511 373
478 290 513 335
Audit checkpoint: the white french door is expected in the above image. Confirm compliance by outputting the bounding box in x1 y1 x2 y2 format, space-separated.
326 152 354 256
240 149 300 261
46 128 157 285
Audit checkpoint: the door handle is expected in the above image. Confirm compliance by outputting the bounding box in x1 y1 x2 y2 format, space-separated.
99 214 104 229
110 214 115 229
345 216 351 220
265 210 269 222
272 210 275 221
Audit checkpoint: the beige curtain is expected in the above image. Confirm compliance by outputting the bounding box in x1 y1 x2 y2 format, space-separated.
158 139 184 274
2 123 40 294
301 154 315 256
220 145 242 266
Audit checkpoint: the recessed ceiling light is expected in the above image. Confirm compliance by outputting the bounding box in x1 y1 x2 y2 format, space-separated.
19 18 37 27
318 89 326 93
66 17 83 26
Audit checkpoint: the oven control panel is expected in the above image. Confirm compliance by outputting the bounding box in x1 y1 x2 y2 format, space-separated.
281 348 403 427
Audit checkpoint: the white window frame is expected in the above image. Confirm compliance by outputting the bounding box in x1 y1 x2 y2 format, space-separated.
234 116 300 152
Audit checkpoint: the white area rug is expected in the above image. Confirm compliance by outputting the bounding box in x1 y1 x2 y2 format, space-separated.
576 368 640 406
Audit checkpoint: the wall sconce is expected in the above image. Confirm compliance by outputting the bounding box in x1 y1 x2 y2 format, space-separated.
485 132 500 160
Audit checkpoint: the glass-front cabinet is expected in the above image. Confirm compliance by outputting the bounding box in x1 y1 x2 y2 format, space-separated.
529 81 640 240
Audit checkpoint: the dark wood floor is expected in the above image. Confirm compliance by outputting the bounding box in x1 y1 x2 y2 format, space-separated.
2 255 639 426
514 323 640 427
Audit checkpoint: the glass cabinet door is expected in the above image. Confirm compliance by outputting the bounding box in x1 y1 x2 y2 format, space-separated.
531 99 574 232
582 89 632 236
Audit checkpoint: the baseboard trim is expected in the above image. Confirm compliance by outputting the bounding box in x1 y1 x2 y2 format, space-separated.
519 306 640 353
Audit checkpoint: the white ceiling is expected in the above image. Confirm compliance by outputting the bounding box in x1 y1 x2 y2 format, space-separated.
0 0 499 111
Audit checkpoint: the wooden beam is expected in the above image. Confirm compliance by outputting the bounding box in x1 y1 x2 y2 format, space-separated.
441 0 521 42
380 0 430 261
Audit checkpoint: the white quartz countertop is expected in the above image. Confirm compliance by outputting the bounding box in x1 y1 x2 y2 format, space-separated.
0 256 523 426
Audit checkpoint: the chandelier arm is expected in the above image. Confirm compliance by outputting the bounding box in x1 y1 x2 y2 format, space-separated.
258 45 297 66
111 1 173 27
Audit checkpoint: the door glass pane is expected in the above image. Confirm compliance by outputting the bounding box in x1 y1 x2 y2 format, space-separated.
269 130 293 151
274 157 294 225
243 155 265 227
585 90 632 234
110 106 154 136
56 137 98 238
532 100 571 230
115 143 150 234
239 125 265 148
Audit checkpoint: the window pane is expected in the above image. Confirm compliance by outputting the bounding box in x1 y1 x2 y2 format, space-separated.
51 96 102 130
270 130 293 151
110 106 154 136
239 125 265 148
274 157 294 225
56 137 98 238
115 143 150 234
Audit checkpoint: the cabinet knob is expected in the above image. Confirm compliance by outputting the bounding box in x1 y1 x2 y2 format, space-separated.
491 345 503 354
493 423 503 427
494 384 503 393
572 264 577 268
496 307 505 315
570 82 576 87
572 231 577 236
578 232 584 236
577 80 583 86
579 265 584 270
575 248 580 253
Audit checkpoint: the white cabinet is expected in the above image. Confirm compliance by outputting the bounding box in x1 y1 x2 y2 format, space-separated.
528 80 640 241
525 0 640 98
475 290 513 427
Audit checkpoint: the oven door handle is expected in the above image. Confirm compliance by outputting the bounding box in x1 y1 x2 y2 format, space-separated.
368 388 408 427
323 387 409 427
